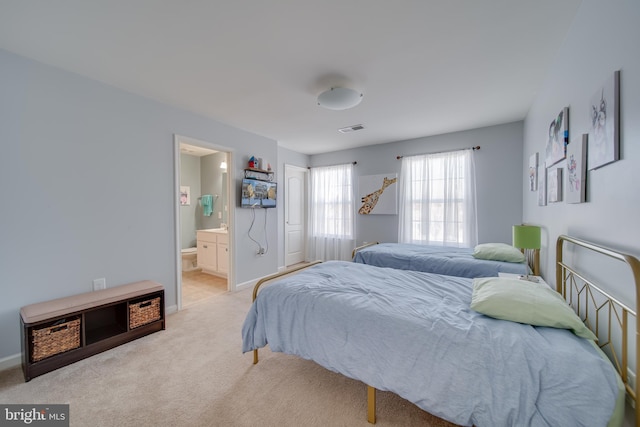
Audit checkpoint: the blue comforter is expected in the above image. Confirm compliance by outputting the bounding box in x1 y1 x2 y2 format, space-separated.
353 243 527 277
242 261 619 426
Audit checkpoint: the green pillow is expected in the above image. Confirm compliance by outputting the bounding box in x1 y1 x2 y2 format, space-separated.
472 243 526 263
470 277 597 341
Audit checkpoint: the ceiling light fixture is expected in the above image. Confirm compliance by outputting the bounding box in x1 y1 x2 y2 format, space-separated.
317 87 363 110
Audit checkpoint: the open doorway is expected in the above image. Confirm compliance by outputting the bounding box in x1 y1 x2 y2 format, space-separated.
174 135 234 310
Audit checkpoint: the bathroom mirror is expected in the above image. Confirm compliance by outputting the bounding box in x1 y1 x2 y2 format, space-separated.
221 171 228 226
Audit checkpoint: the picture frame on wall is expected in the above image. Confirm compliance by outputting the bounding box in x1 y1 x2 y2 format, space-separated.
528 153 538 191
180 186 191 206
547 168 562 203
588 70 620 170
358 174 398 215
566 134 588 204
545 107 569 167
538 162 547 206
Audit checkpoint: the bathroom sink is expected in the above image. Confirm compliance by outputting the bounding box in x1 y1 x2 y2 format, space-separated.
200 228 228 233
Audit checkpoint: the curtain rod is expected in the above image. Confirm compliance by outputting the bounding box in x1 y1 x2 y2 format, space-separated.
308 161 357 169
396 146 480 160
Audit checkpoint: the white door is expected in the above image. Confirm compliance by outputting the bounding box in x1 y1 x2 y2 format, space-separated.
284 165 307 266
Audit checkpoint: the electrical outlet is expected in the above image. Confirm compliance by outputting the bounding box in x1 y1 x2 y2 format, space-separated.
257 248 265 255
93 278 106 291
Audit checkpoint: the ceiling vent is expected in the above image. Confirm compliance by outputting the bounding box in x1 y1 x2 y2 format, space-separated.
338 124 365 133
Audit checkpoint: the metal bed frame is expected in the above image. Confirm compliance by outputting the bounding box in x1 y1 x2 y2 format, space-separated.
248 235 640 425
351 241 541 276
556 235 640 426
250 259 380 422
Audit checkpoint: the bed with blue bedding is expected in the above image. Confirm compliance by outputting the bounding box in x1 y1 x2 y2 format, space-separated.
242 260 624 426
353 242 533 277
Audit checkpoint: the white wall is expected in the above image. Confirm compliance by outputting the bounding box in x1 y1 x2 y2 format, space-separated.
524 7 639 423
310 121 524 246
0 49 280 360
523 0 640 296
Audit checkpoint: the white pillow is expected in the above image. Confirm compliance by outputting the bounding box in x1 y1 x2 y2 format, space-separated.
470 277 597 341
472 243 526 263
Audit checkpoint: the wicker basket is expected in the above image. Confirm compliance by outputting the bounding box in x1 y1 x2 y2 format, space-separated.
31 318 81 362
129 297 161 329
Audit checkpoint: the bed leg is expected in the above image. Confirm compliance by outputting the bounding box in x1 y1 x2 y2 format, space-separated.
253 349 258 364
367 385 376 424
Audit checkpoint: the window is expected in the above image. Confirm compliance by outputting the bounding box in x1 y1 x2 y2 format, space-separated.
398 149 477 247
309 163 354 238
308 163 355 261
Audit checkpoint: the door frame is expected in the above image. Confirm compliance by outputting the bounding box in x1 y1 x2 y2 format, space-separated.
284 164 308 267
173 134 236 311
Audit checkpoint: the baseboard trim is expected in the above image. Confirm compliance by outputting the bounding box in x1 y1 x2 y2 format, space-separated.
235 280 255 291
0 353 21 371
235 265 309 293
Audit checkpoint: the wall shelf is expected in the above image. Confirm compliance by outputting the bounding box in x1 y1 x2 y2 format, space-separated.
244 168 274 182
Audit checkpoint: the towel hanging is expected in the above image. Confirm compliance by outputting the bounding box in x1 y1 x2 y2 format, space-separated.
199 194 217 216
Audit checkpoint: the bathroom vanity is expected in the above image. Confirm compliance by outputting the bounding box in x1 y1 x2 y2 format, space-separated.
196 228 228 277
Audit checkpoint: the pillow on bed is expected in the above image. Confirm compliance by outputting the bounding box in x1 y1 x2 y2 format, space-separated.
470 277 597 341
472 243 526 263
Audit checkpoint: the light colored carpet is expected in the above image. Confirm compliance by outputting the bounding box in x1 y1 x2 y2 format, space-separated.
0 287 458 427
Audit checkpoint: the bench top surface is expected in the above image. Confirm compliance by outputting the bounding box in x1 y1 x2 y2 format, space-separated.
21 280 164 324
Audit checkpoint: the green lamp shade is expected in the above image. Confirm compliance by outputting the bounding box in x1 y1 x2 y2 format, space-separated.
512 225 541 249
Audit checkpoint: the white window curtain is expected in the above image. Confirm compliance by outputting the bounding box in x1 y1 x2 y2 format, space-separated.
398 149 478 247
308 163 355 261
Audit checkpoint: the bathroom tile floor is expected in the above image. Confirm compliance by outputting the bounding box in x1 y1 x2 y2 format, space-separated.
182 262 311 308
182 270 227 307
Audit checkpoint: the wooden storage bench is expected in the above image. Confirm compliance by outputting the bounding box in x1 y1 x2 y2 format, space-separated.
20 280 165 381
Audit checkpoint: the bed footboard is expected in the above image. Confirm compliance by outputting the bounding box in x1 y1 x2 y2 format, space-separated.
368 386 376 423
251 261 322 364
352 241 380 259
249 260 381 424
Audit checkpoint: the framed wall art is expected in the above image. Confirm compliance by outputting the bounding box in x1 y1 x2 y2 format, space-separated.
528 153 538 191
588 70 620 170
180 186 191 206
545 107 569 167
358 174 398 214
538 162 547 206
566 134 587 204
547 168 562 203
